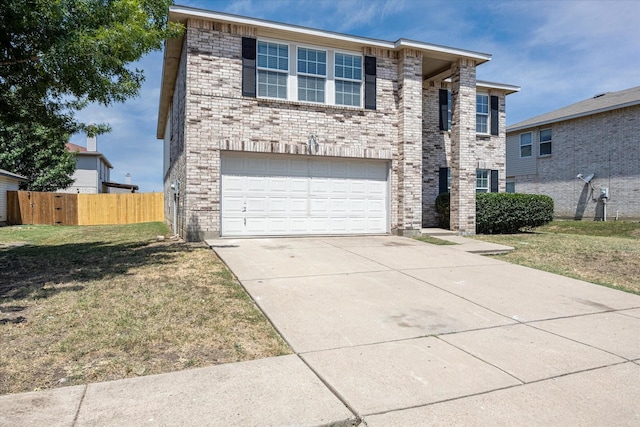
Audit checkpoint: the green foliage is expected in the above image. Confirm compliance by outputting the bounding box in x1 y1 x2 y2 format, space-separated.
435 193 450 229
0 93 76 191
0 0 183 190
435 193 554 234
476 193 554 234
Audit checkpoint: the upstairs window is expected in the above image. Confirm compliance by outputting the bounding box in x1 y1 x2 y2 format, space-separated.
539 129 552 156
244 37 375 108
257 41 288 99
297 47 326 103
476 94 489 133
335 53 362 107
520 132 532 157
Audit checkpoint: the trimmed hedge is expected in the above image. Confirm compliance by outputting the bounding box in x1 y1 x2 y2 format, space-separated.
435 193 554 234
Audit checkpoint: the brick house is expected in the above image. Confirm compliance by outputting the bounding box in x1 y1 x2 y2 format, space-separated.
158 5 519 240
506 86 640 221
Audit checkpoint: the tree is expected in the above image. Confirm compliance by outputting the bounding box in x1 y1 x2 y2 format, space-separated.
0 0 182 190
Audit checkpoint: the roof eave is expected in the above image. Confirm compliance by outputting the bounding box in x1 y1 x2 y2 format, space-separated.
0 169 27 181
477 80 521 95
507 99 640 133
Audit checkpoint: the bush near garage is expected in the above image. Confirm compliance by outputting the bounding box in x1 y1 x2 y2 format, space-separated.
435 193 554 233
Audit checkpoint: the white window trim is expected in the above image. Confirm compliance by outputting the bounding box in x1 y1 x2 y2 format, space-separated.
334 49 363 107
296 45 327 104
476 169 489 193
476 93 490 135
539 128 552 156
519 131 533 158
256 38 362 107
256 39 290 101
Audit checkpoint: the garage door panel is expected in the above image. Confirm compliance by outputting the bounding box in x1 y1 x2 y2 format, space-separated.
310 178 330 194
221 153 388 236
246 197 268 212
269 177 289 192
221 176 245 192
349 199 366 214
290 178 308 193
223 218 244 234
290 218 310 233
269 197 288 212
290 198 308 214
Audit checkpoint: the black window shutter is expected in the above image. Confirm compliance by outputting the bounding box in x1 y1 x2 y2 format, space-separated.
364 56 376 110
242 37 257 97
439 89 449 131
439 167 449 195
490 169 499 192
490 95 499 136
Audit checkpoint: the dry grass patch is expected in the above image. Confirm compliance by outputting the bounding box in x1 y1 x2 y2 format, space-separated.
473 221 640 294
0 223 290 395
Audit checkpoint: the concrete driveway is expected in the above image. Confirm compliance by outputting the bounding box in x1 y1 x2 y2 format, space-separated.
3 235 639 426
212 235 640 425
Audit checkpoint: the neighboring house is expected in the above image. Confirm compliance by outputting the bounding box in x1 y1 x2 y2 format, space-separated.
0 169 26 224
62 138 138 194
158 6 519 240
506 86 640 221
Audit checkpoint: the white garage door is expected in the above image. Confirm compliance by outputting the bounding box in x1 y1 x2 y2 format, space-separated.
221 153 389 236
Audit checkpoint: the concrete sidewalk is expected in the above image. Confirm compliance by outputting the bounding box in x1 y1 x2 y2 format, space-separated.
421 227 515 254
2 235 639 426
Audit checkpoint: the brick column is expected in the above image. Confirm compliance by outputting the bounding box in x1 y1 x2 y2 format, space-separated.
397 49 423 236
450 59 477 234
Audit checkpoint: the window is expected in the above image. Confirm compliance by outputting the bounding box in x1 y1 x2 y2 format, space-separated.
335 53 362 106
257 41 288 99
539 129 552 156
506 182 515 193
248 38 371 107
476 94 489 133
476 169 489 193
297 47 326 103
520 132 532 157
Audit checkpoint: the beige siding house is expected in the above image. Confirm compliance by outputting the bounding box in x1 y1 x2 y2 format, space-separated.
62 138 138 194
62 138 113 194
158 6 519 240
506 86 640 220
0 169 26 224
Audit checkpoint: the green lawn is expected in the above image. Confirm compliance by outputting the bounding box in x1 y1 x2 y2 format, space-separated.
473 220 640 295
0 223 289 395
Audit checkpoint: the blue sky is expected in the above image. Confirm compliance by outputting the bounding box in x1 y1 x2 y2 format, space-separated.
69 0 640 192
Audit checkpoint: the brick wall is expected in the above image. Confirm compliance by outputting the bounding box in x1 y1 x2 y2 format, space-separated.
397 49 424 235
511 106 640 220
449 59 477 234
169 19 417 240
164 19 508 239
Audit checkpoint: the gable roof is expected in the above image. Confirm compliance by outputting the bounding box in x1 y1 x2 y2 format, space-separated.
66 142 88 152
508 86 640 132
0 169 27 181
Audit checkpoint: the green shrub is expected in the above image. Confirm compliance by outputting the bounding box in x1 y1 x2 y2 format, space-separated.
435 193 554 234
435 193 450 229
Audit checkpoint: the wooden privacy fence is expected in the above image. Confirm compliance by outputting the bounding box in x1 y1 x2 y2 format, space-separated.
7 191 164 225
